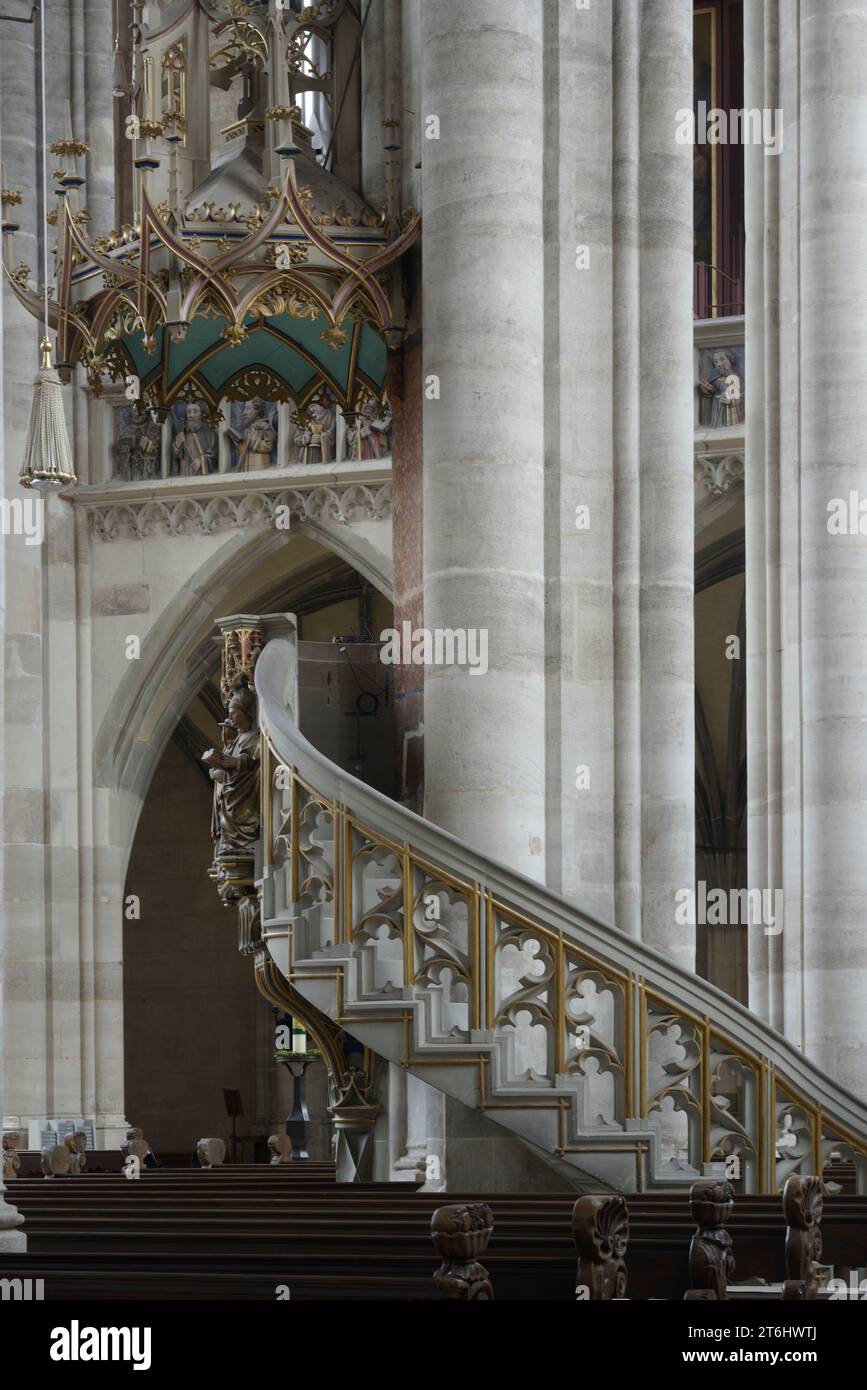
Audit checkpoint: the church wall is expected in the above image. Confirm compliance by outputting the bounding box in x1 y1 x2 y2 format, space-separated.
123 738 261 1153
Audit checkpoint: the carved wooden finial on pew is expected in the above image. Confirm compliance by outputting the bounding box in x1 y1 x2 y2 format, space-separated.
121 1128 150 1167
41 1130 88 1178
2 1131 21 1180
431 1203 494 1300
196 1137 226 1169
684 1179 735 1300
572 1194 629 1300
268 1134 293 1165
782 1173 823 1300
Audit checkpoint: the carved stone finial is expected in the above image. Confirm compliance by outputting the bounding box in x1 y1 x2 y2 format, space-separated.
2 1131 21 1180
431 1203 494 1300
782 1174 823 1300
572 1194 629 1300
683 1179 735 1300
196 1137 226 1169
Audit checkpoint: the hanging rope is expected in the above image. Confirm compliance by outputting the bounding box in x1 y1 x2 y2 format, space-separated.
39 0 50 341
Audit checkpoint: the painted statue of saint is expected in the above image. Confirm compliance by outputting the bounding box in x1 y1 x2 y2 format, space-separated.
293 399 336 465
171 401 218 476
229 399 277 471
203 685 260 858
698 349 744 428
347 394 393 460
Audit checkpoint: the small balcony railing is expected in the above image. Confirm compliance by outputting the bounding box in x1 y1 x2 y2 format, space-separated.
694 261 744 320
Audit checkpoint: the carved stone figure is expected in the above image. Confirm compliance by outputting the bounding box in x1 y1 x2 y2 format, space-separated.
431 1203 494 1300
130 414 161 480
204 684 260 860
268 1134 293 1164
782 1173 823 1300
346 393 393 460
229 398 276 471
116 407 161 481
196 1137 226 1168
2 1131 21 1180
775 1111 799 1157
683 1179 735 1300
293 398 335 465
573 1193 629 1300
171 401 218 476
698 347 744 428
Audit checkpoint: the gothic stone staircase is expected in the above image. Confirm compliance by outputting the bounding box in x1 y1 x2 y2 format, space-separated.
253 634 867 1195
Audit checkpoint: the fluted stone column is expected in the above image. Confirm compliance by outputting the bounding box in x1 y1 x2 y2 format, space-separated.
2 0 127 1148
542 0 694 965
421 1 547 880
542 1 616 920
747 0 867 1096
635 0 695 966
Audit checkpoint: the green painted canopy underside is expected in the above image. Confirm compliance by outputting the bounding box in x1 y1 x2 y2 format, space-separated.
125 311 387 404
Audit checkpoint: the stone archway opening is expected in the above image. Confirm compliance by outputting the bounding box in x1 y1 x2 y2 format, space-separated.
121 547 396 1160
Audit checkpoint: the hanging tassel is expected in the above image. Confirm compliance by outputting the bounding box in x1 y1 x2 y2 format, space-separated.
18 338 76 489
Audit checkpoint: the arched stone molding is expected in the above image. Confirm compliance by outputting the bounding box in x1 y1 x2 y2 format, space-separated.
94 518 393 809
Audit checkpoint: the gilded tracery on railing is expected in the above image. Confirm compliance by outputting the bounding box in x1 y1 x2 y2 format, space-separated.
260 735 867 1195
